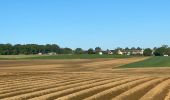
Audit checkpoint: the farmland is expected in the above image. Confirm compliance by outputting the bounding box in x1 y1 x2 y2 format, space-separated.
121 56 170 68
1 57 170 100
0 54 132 60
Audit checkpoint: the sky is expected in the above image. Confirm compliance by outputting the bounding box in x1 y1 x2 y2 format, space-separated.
0 0 170 50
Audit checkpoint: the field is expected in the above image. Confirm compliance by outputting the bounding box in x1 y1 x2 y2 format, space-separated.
1 57 170 100
0 54 132 60
121 56 170 68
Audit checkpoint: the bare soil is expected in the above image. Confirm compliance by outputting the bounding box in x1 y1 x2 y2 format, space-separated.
1 57 170 100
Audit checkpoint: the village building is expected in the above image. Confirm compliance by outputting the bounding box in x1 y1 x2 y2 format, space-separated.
47 52 57 55
117 49 144 55
107 50 113 55
117 50 123 55
99 51 103 55
38 52 43 55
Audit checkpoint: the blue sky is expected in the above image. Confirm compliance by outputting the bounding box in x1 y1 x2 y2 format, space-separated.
0 0 170 50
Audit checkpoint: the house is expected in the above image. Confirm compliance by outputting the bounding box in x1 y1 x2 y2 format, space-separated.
164 55 168 56
127 52 131 56
107 50 113 55
47 52 57 55
117 49 144 55
38 53 43 55
99 51 103 55
131 50 144 55
117 50 123 55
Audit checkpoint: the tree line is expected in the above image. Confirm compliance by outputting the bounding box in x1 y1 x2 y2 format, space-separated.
0 44 71 55
0 44 170 56
0 44 102 55
142 45 170 56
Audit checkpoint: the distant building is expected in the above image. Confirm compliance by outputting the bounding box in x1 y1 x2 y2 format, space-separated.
117 49 144 55
127 52 131 56
99 52 103 55
107 50 113 55
38 53 43 55
164 55 169 56
131 50 144 55
47 52 57 55
117 50 123 55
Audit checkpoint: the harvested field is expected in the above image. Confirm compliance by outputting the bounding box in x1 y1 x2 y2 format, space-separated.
1 57 170 100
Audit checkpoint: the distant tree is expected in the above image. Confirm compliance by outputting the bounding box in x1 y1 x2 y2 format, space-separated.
125 47 130 50
0 44 13 55
153 45 170 56
13 44 22 55
154 47 167 56
88 48 94 54
153 47 157 50
165 48 170 56
143 48 152 56
59 48 72 54
95 47 102 54
44 44 60 54
131 47 136 50
162 45 168 48
74 48 83 54
137 47 142 50
0 44 61 55
112 49 117 54
116 47 123 50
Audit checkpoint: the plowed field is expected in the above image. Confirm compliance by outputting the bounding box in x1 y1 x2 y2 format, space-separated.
1 57 170 100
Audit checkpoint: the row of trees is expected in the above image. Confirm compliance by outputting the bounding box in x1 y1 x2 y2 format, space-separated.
143 45 170 56
75 47 102 54
0 44 170 56
0 44 102 55
0 44 72 55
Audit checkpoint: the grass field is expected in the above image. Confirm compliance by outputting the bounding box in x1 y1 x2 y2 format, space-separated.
0 54 132 60
121 56 170 68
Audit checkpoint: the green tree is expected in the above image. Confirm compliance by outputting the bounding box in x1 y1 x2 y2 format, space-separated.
95 47 102 54
143 48 152 56
88 48 94 54
131 47 136 50
125 47 130 50
154 47 167 56
60 48 73 54
75 48 83 54
137 47 142 50
162 45 168 48
0 44 13 55
165 48 170 56
0 44 61 55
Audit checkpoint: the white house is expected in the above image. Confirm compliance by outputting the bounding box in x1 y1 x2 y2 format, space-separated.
131 50 144 55
99 52 103 55
164 55 169 56
38 53 42 55
47 52 57 55
117 49 144 55
107 50 113 55
117 50 123 55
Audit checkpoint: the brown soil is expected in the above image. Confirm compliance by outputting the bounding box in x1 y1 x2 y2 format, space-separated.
1 57 170 100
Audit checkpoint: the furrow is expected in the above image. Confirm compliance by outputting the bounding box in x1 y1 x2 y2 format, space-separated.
28 77 124 100
140 78 170 100
57 77 146 100
85 77 154 100
0 75 75 88
0 77 100 99
112 77 166 100
2 77 115 100
164 90 170 100
0 76 84 93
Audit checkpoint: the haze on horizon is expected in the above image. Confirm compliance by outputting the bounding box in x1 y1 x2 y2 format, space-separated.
0 0 170 50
